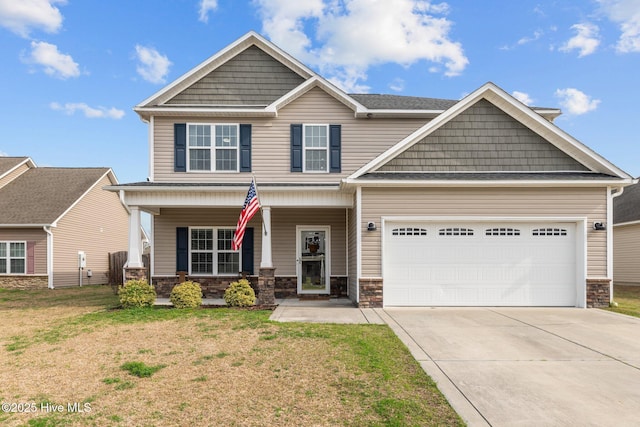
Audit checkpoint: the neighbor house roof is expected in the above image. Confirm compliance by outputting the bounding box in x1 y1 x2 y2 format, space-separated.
0 167 112 225
614 181 640 224
349 94 458 110
0 157 31 177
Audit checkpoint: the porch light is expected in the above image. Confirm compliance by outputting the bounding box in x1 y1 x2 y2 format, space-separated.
367 222 377 231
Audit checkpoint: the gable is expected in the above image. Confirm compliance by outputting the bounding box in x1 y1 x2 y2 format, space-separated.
378 99 589 172
166 45 306 106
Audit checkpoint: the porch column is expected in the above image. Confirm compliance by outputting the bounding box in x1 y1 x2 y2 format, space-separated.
260 206 273 268
127 206 144 268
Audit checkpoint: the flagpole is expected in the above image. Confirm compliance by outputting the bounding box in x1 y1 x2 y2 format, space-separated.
252 174 267 237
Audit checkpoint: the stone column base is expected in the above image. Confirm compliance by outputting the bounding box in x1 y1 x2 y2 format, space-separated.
358 277 383 308
257 267 276 305
124 267 147 282
586 278 611 308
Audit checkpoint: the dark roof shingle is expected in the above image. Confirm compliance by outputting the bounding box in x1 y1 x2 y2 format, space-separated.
0 157 29 176
614 182 640 224
349 94 458 110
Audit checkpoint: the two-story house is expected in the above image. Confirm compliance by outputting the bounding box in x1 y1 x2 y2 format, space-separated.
110 31 633 308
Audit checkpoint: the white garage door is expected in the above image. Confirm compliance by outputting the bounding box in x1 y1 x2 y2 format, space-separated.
383 222 577 306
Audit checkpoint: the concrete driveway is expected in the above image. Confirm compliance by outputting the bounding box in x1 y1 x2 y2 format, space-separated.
379 308 640 427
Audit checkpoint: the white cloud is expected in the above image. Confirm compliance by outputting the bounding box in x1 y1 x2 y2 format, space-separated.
50 102 125 119
0 0 65 37
254 0 468 92
517 29 544 46
559 23 600 57
597 0 640 53
554 88 601 115
512 91 533 105
389 78 405 92
0 150 8 156
198 0 218 23
134 45 172 84
25 41 79 79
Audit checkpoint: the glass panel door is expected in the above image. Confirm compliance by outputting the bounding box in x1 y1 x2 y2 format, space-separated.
297 227 330 294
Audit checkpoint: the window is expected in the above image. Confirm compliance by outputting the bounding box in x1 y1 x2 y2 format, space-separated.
439 228 474 236
303 124 328 172
485 228 521 236
532 228 567 236
392 228 427 236
187 124 239 172
190 228 240 275
0 241 26 274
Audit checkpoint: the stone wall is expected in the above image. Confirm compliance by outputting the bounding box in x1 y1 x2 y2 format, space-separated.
586 278 611 308
358 277 383 308
0 275 48 289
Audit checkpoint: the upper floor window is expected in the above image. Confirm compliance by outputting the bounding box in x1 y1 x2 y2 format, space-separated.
187 124 239 172
304 124 329 172
0 241 26 274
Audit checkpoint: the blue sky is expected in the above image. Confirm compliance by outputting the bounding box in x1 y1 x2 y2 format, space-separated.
0 0 638 184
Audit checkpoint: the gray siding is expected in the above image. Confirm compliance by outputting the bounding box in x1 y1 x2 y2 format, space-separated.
360 187 608 277
379 99 589 172
613 223 640 285
167 46 306 106
154 87 427 182
153 207 346 277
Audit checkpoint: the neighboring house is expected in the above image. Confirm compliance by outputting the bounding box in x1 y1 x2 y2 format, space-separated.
613 182 640 285
0 157 129 289
108 31 634 308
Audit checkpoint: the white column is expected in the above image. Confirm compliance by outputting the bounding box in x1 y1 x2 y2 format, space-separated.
260 206 273 268
127 206 144 268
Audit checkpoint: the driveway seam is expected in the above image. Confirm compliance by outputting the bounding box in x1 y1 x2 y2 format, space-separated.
380 308 493 427
489 309 640 372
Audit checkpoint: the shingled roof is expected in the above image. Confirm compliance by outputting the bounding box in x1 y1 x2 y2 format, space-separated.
614 182 640 224
0 167 110 225
0 157 29 176
349 93 458 110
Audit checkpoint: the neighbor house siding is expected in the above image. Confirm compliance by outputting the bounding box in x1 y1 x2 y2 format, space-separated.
613 223 640 285
153 207 346 278
0 162 30 190
52 175 129 287
360 187 608 277
0 228 47 274
152 87 427 182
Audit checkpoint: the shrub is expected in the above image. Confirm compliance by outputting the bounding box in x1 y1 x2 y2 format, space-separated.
118 279 156 309
224 279 256 307
170 281 202 309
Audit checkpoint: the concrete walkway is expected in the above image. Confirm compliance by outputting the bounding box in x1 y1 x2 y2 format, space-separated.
380 307 640 427
270 298 385 324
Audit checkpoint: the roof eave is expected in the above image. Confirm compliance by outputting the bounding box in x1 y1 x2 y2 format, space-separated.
342 177 633 188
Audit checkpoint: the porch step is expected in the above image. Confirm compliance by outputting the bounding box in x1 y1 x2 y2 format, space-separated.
298 295 331 301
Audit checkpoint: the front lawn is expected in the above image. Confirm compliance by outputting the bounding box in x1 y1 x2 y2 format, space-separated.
605 284 640 318
0 286 463 426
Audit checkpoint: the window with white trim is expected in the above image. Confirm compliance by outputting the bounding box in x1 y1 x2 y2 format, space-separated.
190 228 240 275
303 124 329 172
0 241 26 274
187 124 239 172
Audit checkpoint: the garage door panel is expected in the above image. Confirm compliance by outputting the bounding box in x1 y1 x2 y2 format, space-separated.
384 222 577 307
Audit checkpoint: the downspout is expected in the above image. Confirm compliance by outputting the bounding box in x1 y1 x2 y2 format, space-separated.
356 186 362 304
609 186 626 301
44 226 54 289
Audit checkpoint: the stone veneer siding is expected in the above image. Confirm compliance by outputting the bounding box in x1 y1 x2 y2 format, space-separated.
358 278 383 308
586 278 611 308
0 275 48 289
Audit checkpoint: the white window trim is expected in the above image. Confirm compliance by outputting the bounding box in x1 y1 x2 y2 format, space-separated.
186 123 240 173
0 241 26 275
188 227 241 276
302 124 330 173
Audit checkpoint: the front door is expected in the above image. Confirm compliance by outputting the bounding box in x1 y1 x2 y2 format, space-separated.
296 226 331 294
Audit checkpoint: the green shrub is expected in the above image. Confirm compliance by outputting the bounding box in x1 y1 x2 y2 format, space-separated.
224 279 256 307
118 279 156 309
170 281 202 309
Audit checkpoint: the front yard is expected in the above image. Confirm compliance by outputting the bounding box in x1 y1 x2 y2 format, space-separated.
0 286 463 426
605 284 640 318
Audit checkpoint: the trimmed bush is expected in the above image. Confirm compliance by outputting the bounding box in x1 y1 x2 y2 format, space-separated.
170 281 202 309
118 279 156 309
224 279 256 307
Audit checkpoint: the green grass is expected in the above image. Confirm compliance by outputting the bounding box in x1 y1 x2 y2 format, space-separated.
120 361 166 378
605 285 640 318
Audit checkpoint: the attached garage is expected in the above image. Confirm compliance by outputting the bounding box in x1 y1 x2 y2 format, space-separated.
383 220 581 307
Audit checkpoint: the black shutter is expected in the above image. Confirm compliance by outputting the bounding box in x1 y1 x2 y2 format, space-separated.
290 124 302 172
174 123 186 172
241 227 254 275
176 227 188 272
329 124 341 173
239 124 252 172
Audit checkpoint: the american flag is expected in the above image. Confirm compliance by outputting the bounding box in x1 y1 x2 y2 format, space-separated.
232 180 260 250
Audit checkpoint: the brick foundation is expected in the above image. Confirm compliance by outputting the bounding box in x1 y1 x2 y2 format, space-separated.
153 274 250 298
257 268 276 305
0 275 48 290
124 267 147 282
586 278 611 308
358 277 383 308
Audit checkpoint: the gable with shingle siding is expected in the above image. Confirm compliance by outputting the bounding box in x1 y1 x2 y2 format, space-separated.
378 99 589 172
166 45 306 106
